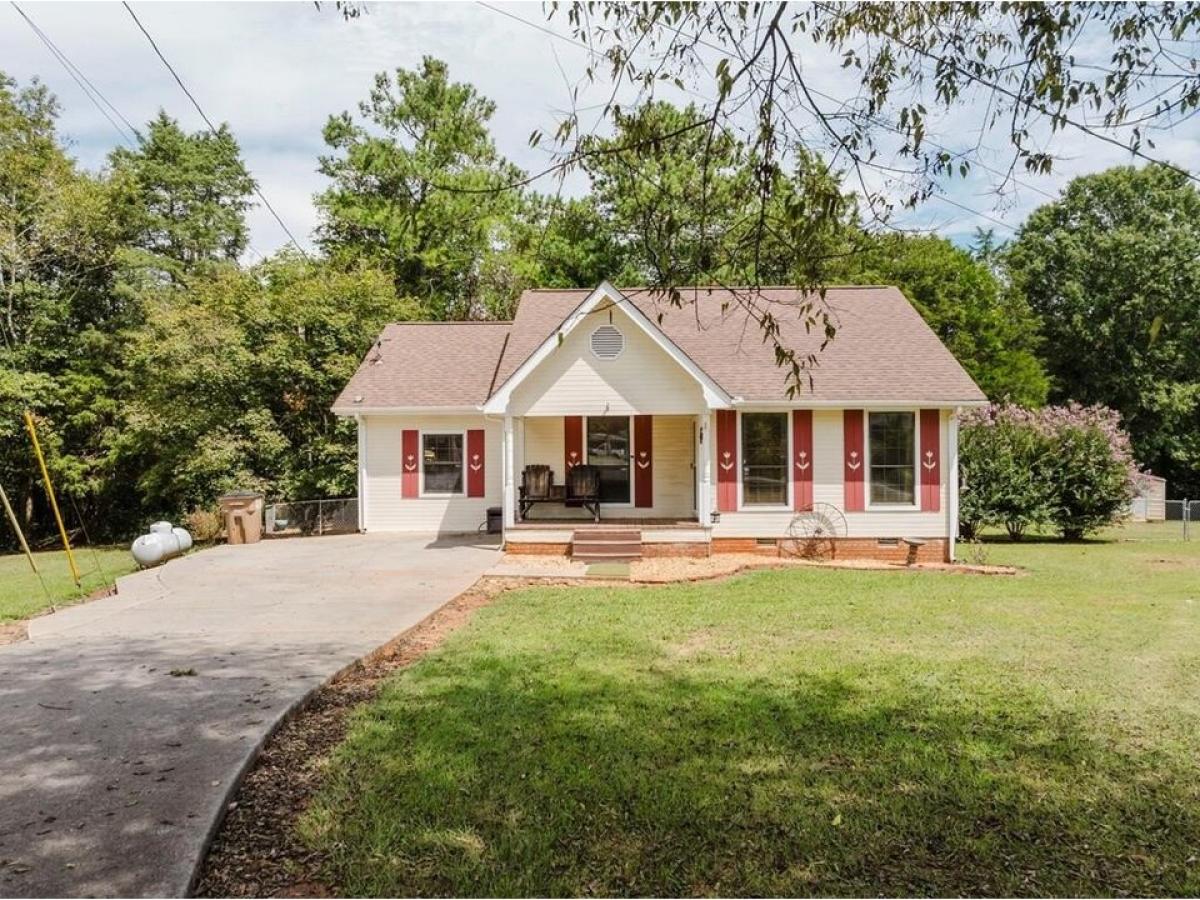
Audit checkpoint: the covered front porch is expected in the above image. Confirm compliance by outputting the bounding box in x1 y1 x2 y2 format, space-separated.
500 413 712 529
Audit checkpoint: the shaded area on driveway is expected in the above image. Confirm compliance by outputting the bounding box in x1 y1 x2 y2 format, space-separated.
0 533 498 898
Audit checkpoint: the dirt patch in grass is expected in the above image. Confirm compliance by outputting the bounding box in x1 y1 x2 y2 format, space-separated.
0 620 28 646
193 578 516 898
0 583 117 645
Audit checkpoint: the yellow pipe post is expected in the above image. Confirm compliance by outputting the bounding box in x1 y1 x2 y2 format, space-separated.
0 482 38 574
24 411 80 586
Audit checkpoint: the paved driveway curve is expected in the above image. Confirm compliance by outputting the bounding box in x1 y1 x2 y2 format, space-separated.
0 533 499 898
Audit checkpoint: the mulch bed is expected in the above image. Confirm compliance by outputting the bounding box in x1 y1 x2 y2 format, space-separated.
192 579 510 898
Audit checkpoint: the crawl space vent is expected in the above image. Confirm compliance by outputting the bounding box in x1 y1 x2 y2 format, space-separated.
590 324 625 360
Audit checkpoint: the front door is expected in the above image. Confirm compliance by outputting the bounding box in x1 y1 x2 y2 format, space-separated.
586 416 631 503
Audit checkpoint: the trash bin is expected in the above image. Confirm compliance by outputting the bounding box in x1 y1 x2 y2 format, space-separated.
218 491 264 545
486 506 503 534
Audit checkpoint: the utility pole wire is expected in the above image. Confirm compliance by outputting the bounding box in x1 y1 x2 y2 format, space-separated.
11 2 139 147
476 1 1058 220
121 1 309 257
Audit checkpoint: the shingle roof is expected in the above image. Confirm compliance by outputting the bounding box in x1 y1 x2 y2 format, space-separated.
332 321 511 411
334 285 986 412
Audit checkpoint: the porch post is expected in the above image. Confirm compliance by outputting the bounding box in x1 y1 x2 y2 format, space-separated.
355 414 366 532
697 412 712 527
948 409 960 562
502 415 516 528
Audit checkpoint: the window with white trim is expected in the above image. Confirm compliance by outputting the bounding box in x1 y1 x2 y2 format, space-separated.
868 412 915 505
422 433 463 494
741 412 788 506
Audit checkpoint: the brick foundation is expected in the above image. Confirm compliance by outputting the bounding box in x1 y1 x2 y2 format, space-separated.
712 537 949 564
641 541 710 558
508 536 949 563
505 541 570 556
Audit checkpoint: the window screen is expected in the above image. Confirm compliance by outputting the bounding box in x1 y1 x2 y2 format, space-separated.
422 433 463 494
741 412 788 506
868 412 915 505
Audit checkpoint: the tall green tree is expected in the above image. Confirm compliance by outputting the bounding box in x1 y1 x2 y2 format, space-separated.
835 233 1049 406
317 57 525 319
109 111 256 275
1005 164 1200 496
520 195 627 293
581 101 856 288
111 254 416 515
0 72 142 538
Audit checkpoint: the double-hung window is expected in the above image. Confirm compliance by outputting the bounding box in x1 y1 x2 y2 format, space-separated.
741 412 789 506
868 412 915 505
422 432 463 495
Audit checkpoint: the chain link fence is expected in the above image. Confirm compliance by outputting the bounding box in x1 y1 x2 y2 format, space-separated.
1165 499 1198 540
1119 499 1198 541
264 497 358 537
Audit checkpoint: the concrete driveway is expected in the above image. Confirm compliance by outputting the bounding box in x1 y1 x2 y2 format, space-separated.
0 533 499 898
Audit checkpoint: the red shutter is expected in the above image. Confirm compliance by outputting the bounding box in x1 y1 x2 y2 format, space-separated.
716 409 737 511
634 415 653 508
466 429 485 498
401 429 419 499
793 410 813 512
920 409 941 511
564 416 583 473
843 410 864 512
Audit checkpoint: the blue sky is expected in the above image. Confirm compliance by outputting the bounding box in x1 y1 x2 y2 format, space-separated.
4 1 1197 258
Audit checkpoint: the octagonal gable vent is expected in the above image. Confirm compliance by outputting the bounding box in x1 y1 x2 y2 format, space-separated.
590 324 625 360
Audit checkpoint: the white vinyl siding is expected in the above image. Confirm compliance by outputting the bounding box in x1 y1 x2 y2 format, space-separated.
710 408 950 538
508 305 706 417
362 414 500 532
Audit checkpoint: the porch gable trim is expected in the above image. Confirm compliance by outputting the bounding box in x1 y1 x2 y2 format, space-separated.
482 281 733 414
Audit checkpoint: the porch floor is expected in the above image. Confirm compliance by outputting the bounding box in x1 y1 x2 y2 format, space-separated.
509 518 703 531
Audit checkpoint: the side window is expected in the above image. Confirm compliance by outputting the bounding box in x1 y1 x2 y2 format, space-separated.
422 433 463 495
868 412 915 505
741 412 788 505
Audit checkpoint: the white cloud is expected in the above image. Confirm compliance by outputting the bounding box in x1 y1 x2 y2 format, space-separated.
3 1 1196 257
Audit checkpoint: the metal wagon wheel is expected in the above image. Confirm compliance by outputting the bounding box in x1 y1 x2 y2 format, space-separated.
781 503 848 561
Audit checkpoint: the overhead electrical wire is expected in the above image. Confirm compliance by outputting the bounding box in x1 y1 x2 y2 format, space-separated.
121 0 309 256
474 1 1054 232
10 2 139 147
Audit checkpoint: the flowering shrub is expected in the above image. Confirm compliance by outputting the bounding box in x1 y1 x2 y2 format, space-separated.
959 403 1138 540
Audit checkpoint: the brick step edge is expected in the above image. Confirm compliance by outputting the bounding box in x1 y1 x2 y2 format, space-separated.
572 541 642 553
570 531 642 543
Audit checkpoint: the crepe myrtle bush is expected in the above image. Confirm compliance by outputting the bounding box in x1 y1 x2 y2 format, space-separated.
960 403 1137 541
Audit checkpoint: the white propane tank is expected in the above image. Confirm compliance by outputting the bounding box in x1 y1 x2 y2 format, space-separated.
131 533 165 567
131 521 193 568
172 527 193 553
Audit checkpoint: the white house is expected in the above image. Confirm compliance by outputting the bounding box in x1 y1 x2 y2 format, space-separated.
333 282 988 562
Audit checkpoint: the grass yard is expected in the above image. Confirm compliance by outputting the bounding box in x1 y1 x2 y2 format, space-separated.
0 546 136 623
302 527 1200 896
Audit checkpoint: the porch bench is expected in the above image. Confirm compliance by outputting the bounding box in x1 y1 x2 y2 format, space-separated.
519 464 601 522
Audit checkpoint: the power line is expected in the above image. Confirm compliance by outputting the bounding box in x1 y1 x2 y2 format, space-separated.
10 2 139 147
121 1 309 256
475 1 1057 219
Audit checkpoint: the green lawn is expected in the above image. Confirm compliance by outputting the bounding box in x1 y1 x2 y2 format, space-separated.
303 526 1200 896
0 546 137 623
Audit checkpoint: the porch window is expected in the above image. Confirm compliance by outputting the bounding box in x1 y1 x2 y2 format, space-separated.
868 412 915 505
741 412 788 506
422 432 463 495
586 416 630 503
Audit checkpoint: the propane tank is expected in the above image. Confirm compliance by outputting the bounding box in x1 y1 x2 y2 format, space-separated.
131 521 192 568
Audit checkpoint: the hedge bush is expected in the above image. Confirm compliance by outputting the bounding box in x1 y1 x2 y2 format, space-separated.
960 403 1137 540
